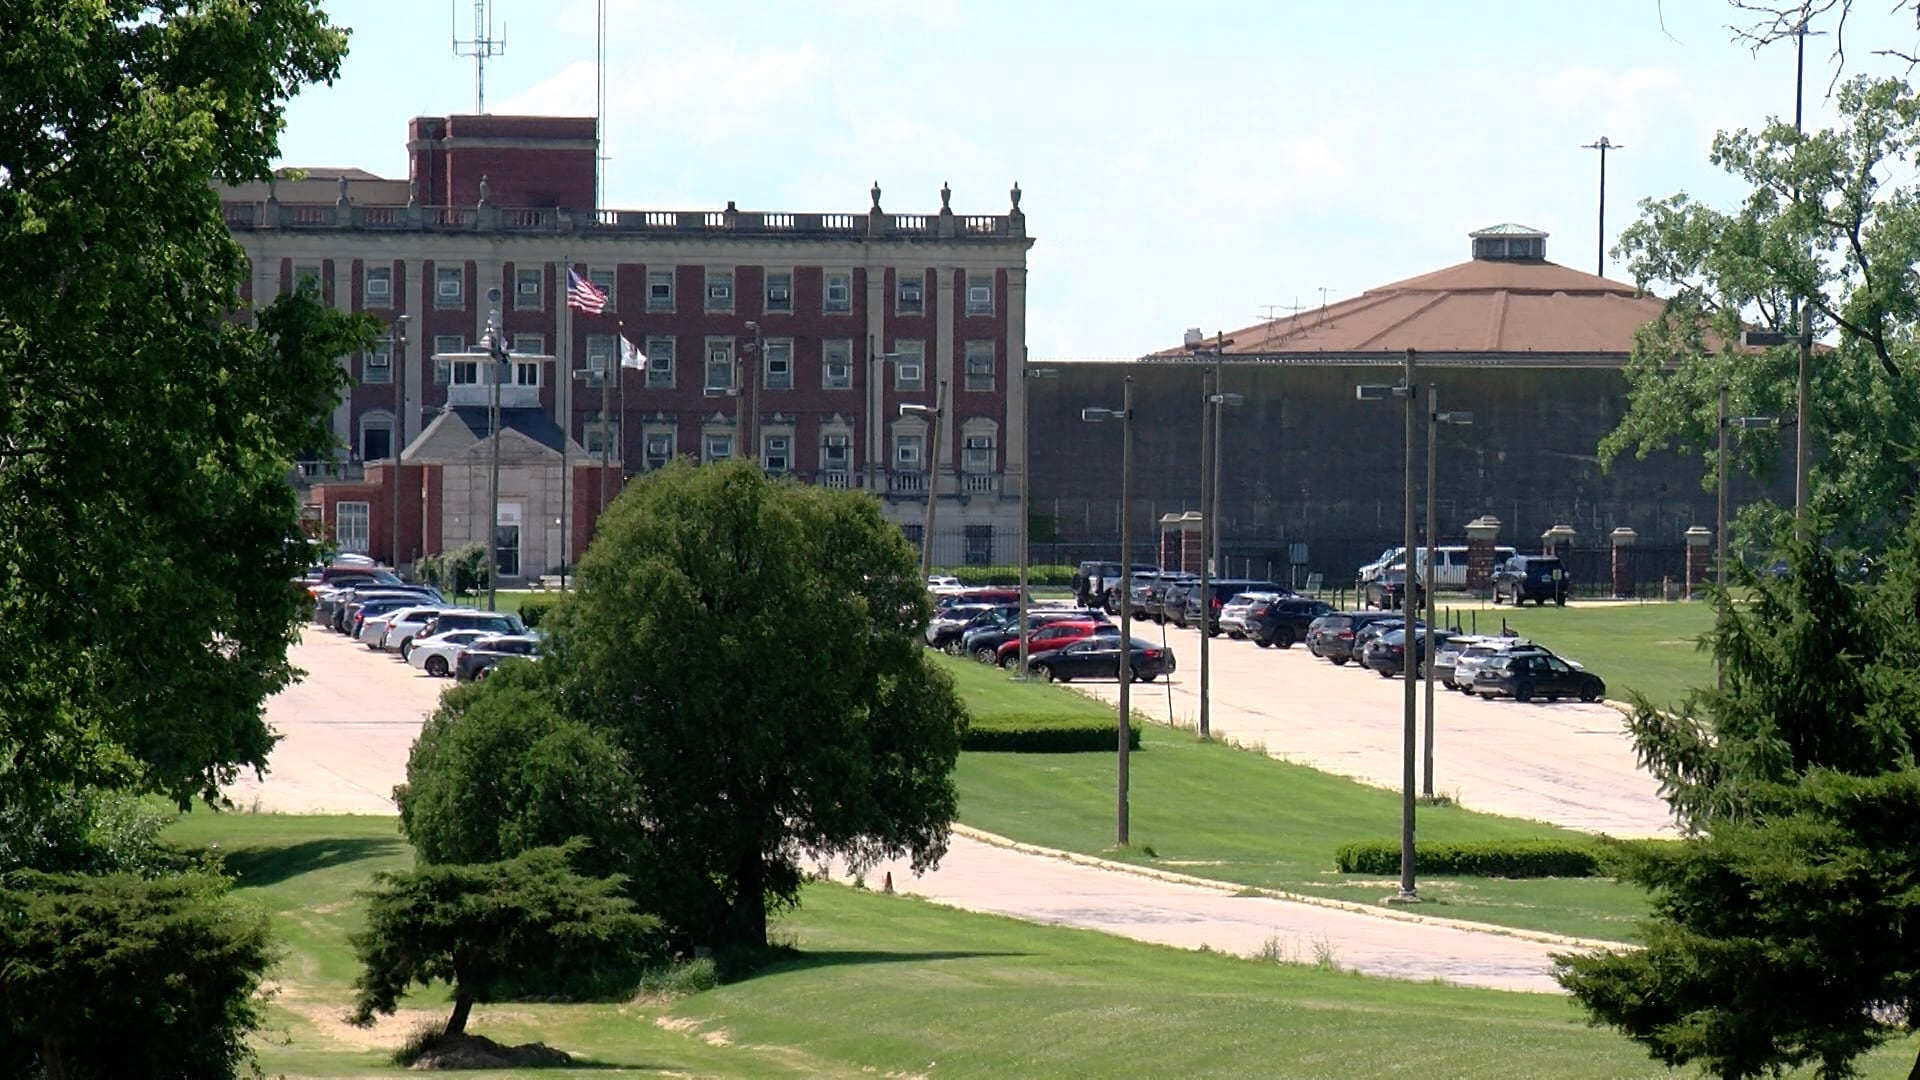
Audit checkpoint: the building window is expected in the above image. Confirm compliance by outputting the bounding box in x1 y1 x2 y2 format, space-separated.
964 525 994 567
821 340 852 389
763 339 793 390
964 340 995 392
583 412 618 462
495 511 520 579
705 269 733 313
965 273 993 315
824 271 852 313
585 335 616 379
897 273 924 315
294 264 322 297
704 433 733 462
765 271 792 313
705 339 734 395
589 269 616 313
762 433 790 474
359 414 393 462
644 431 674 470
822 432 851 473
335 501 370 555
364 266 392 307
515 360 541 388
901 522 923 548
362 340 392 384
963 433 995 473
894 432 923 471
645 336 674 389
432 334 463 384
892 340 923 391
647 269 673 312
434 266 463 308
513 334 545 357
451 359 480 386
514 267 543 309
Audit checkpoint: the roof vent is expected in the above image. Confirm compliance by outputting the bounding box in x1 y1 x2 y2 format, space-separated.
1469 223 1547 261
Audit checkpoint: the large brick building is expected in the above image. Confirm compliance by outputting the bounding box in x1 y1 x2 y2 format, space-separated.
224 115 1034 580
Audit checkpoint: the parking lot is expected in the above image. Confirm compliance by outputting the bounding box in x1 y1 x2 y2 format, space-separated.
1062 617 1678 838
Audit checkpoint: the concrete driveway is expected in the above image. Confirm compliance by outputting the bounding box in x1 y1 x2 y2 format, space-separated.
1059 619 1678 838
231 626 1631 993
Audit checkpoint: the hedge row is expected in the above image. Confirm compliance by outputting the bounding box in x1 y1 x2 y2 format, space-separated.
962 718 1141 753
1333 838 1608 878
930 564 1076 588
516 596 559 629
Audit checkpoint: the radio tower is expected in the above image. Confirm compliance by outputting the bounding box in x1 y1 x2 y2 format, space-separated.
452 0 506 113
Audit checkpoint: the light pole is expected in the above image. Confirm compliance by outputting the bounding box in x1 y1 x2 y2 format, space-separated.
1081 377 1135 847
1582 136 1624 277
1183 329 1239 740
739 321 763 468
899 378 948 580
389 314 409 574
1356 346 1419 903
1016 360 1058 680
1422 386 1471 799
484 287 509 613
1712 373 1780 685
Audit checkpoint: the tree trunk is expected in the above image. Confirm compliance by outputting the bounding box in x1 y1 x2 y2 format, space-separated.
444 993 473 1038
728 852 768 949
42 1037 65 1080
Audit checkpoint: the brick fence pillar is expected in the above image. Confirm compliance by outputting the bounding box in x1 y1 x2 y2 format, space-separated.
1610 526 1638 599
1158 513 1185 570
1178 511 1205 575
1684 525 1712 599
1464 515 1502 596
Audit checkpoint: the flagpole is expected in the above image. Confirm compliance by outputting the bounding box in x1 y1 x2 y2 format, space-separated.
618 320 629 497
558 258 572 590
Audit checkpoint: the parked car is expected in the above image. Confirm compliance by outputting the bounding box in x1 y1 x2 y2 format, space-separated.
1376 545 1520 590
934 586 1022 613
417 610 525 641
1474 651 1606 702
996 619 1114 668
1447 636 1555 693
1102 564 1162 613
1428 633 1492 688
454 633 543 682
1184 579 1288 635
1071 561 1157 611
925 602 1005 651
926 574 964 592
1244 596 1333 648
357 603 443 649
380 606 458 656
1025 636 1176 684
408 628 496 677
1218 591 1286 638
1306 611 1407 666
1352 617 1420 661
1362 570 1425 611
962 609 1105 663
1157 577 1203 627
1135 571 1198 623
1491 554 1570 606
1360 626 1443 678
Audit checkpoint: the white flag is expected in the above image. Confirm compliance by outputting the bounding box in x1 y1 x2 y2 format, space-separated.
620 337 648 371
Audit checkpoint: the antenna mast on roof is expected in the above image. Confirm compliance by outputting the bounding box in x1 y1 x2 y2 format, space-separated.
595 0 607 209
452 0 507 114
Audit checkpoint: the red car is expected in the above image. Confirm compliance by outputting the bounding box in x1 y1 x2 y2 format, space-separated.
995 620 1112 668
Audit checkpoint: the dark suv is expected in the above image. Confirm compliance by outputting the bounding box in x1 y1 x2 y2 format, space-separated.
1183 579 1287 635
1244 596 1333 649
1306 611 1407 665
1137 571 1198 623
1492 555 1569 606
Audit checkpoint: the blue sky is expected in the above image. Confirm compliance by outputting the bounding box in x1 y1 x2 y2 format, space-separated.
276 0 1920 359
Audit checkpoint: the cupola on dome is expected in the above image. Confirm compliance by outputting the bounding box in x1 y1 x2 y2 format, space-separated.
1469 223 1547 261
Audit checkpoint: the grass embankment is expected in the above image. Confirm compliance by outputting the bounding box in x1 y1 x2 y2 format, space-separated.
161 813 1727 1079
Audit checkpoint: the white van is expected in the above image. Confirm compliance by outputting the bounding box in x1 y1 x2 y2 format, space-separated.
1381 545 1518 590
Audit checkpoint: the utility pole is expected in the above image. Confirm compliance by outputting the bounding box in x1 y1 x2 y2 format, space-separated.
389 314 408 574
1583 136 1623 277
484 286 507 612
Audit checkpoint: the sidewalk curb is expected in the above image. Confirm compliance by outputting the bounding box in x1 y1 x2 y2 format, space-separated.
948 823 1631 953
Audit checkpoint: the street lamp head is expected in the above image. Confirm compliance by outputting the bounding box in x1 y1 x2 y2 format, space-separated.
1439 410 1473 425
899 402 935 417
1740 329 1793 349
1355 384 1395 401
1080 407 1115 422
1209 392 1245 407
1183 327 1203 350
1729 415 1780 431
1025 366 1058 380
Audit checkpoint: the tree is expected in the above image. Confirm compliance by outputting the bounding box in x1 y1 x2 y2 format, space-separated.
350 843 662 1039
1600 75 1920 554
0 869 277 1079
0 3 368 836
536 459 967 950
1555 514 1920 1078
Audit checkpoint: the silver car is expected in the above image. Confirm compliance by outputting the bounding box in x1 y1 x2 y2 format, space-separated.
1218 592 1285 639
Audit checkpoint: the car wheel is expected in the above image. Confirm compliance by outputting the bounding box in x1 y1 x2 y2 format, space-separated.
1555 596 1567 607
1227 630 1244 640
1255 636 1273 648
1377 667 1393 679
1331 656 1348 666
1514 681 1534 703
425 655 448 677
1032 663 1054 683
1136 672 1158 683
999 653 1019 669
1274 629 1295 648
399 640 413 661
973 646 997 664
1580 679 1605 703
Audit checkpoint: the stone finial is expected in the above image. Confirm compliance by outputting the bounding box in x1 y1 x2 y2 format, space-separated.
336 175 350 205
407 177 420 207
478 174 491 207
1010 181 1022 210
870 181 882 211
940 182 952 211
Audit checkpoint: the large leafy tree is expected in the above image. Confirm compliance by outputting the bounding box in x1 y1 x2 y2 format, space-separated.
1555 513 1920 1077
0 2 367 837
1600 75 1920 555
531 460 968 950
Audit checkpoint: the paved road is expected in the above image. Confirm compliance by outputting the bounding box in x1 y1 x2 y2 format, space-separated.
232 626 1639 993
1063 618 1678 838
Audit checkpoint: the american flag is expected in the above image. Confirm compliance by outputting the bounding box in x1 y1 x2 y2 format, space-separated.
567 268 608 315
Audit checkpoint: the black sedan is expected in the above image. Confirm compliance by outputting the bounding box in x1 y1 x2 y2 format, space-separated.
926 603 1012 652
1025 637 1175 684
1473 652 1605 703
453 633 543 682
1359 626 1442 678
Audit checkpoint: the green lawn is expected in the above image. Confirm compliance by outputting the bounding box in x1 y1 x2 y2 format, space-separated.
165 812 1910 1079
1436 601 1718 711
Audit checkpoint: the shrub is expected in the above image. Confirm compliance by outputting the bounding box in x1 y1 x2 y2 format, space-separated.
1333 838 1605 878
963 718 1141 753
517 596 559 629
